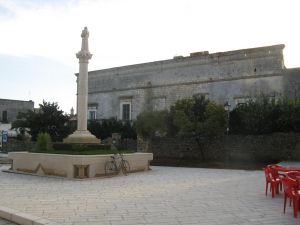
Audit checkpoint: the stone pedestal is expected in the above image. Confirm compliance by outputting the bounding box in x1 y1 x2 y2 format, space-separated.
63 27 100 144
63 130 100 144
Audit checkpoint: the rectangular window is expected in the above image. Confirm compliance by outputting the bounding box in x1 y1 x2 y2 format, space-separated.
2 111 7 123
122 103 130 120
88 105 97 120
119 98 132 121
89 111 96 120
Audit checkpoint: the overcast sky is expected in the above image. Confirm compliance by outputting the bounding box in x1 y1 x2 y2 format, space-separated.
0 0 299 113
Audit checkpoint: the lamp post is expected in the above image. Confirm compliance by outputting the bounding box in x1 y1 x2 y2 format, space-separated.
224 101 231 135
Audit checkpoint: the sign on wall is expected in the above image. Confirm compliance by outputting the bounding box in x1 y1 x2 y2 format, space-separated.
0 131 8 149
2 131 8 143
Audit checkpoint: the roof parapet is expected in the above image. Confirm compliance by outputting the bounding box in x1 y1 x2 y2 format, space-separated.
189 51 209 57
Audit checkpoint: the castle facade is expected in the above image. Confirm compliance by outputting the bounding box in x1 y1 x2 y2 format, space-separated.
86 44 300 120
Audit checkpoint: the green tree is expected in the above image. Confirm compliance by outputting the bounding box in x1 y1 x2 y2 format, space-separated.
170 96 227 159
135 110 168 139
135 96 227 159
12 101 71 141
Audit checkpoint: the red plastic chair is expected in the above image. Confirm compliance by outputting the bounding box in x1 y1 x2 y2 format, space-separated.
264 167 281 198
281 176 300 218
268 164 285 171
285 171 300 180
282 177 295 213
267 165 284 191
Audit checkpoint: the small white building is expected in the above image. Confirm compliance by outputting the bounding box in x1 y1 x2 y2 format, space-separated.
0 98 34 136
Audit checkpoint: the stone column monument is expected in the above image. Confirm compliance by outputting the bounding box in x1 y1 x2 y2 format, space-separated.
63 27 100 144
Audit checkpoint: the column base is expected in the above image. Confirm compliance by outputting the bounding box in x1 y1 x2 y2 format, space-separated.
63 130 101 144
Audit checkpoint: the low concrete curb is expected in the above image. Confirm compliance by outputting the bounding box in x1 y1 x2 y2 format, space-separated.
0 206 61 225
0 153 9 164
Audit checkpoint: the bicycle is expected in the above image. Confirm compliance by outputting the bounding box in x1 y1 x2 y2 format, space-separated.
104 153 130 176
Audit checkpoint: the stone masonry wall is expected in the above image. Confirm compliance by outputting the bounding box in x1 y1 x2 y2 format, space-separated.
88 45 284 93
283 68 300 99
139 133 300 163
88 45 288 120
89 75 284 120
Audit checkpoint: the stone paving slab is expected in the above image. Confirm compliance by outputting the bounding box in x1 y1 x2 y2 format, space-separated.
0 153 8 164
0 205 61 225
0 154 10 165
0 165 299 225
0 218 16 225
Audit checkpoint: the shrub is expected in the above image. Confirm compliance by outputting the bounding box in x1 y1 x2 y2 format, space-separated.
135 110 168 139
36 132 52 152
229 97 300 135
88 118 137 140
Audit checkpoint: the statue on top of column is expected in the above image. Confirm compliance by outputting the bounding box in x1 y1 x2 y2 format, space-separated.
77 26 92 60
81 27 89 38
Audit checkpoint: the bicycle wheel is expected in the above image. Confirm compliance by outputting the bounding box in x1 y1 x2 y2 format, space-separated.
121 160 130 175
104 161 117 176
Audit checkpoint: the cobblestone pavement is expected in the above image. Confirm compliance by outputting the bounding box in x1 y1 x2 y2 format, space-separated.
0 218 16 225
0 165 299 225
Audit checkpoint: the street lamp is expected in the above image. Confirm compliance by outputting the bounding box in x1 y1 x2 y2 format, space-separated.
224 101 231 135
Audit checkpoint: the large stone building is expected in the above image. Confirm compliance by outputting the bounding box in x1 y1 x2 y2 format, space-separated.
86 44 300 121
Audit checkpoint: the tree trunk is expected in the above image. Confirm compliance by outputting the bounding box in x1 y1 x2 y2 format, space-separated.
137 135 151 152
195 137 206 161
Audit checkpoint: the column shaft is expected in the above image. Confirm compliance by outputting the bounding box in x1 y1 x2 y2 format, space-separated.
77 61 88 131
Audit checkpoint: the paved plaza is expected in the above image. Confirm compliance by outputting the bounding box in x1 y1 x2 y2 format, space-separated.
0 165 299 225
0 218 16 225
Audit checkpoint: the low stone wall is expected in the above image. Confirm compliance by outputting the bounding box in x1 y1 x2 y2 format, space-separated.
2 138 137 152
2 138 36 152
139 133 300 163
8 152 153 179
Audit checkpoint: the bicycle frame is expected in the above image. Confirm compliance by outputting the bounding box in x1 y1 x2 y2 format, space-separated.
105 153 130 176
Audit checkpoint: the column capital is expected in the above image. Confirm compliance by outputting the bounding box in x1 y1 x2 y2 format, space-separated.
76 51 92 63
